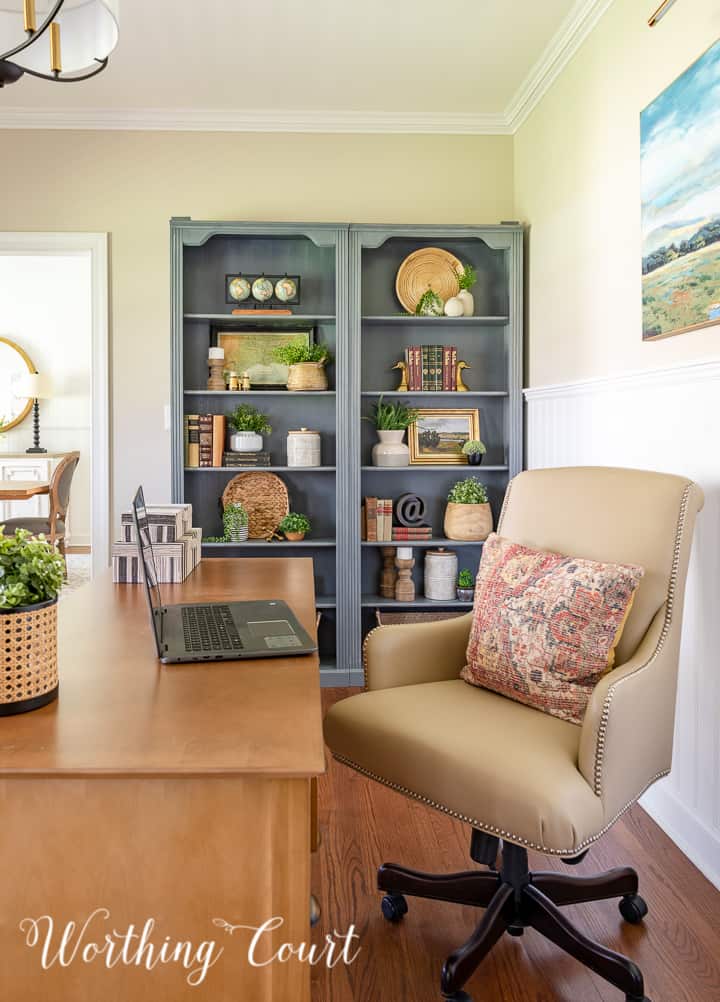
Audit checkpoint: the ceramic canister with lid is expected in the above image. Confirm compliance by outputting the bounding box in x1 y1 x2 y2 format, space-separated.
287 428 321 467
424 548 458 601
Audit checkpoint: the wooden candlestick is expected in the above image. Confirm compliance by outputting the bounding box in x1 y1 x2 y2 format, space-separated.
380 547 397 598
208 358 226 391
395 556 415 602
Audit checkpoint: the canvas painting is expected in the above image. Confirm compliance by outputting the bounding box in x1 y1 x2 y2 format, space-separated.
216 329 312 387
409 409 480 465
641 40 720 340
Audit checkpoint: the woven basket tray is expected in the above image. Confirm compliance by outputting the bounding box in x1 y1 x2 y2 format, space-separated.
222 472 289 540
395 247 462 314
1 599 58 715
375 610 467 627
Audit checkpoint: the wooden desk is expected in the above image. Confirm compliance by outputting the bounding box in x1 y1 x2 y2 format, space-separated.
0 479 50 501
0 558 325 1002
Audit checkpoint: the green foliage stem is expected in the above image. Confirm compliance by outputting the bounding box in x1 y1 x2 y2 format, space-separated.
0 527 65 609
447 478 488 505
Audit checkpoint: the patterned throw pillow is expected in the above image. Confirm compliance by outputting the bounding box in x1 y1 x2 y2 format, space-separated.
461 534 644 725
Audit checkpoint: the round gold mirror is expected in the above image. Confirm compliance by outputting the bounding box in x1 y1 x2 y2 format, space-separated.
0 337 35 433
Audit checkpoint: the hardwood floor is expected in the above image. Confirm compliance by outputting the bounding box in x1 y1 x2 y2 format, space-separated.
313 690 720 1002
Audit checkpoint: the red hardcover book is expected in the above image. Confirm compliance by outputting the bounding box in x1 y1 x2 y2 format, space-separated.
451 346 457 390
442 346 451 391
198 414 213 467
414 346 422 391
384 499 393 541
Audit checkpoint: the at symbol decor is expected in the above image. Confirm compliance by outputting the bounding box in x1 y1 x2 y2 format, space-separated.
0 1 119 88
394 494 427 528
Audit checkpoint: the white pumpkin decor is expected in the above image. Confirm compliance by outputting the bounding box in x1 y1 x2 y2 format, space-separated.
444 296 465 318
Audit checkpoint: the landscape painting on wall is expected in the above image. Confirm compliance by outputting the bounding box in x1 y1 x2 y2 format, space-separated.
641 39 720 340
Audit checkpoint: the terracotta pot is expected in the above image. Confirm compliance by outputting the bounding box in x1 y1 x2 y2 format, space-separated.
287 362 328 392
284 531 306 542
444 502 493 541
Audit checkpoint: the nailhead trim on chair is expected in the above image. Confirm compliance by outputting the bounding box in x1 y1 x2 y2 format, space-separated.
333 750 669 857
591 483 692 796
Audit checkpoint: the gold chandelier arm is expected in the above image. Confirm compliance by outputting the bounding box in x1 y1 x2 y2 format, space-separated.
19 55 108 83
0 0 64 63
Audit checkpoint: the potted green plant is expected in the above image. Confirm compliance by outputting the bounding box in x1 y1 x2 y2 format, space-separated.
227 403 272 453
444 477 493 541
454 263 477 316
278 512 311 542
457 568 475 602
223 503 249 543
415 287 444 317
462 439 487 466
0 527 65 716
363 396 419 467
271 341 333 391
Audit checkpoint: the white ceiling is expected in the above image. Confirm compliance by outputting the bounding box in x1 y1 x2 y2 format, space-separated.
0 0 612 132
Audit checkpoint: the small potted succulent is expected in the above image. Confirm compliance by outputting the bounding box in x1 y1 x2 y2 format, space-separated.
454 263 478 316
462 439 487 466
444 477 493 541
0 527 65 716
363 396 419 467
457 568 475 602
228 403 272 453
223 502 249 542
415 287 444 317
279 512 311 542
272 341 333 391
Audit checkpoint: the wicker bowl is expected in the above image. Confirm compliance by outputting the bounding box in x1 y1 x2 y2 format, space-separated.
1 597 58 716
287 362 328 392
395 247 462 314
222 472 290 539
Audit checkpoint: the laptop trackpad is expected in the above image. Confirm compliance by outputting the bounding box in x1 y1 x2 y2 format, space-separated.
247 619 302 649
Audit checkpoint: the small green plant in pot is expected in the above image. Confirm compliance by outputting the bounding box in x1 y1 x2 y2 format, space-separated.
228 404 272 453
279 512 311 542
457 567 475 602
444 477 493 542
454 263 477 316
462 439 487 466
272 341 333 391
223 503 249 543
0 527 65 716
363 396 419 468
415 287 444 317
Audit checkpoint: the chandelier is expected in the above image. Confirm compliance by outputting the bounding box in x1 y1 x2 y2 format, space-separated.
0 1 118 87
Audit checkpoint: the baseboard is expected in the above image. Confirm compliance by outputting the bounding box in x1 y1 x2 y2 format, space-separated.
641 783 720 890
66 545 91 554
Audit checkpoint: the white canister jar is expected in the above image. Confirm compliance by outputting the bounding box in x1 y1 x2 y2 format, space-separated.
424 548 458 601
287 428 321 467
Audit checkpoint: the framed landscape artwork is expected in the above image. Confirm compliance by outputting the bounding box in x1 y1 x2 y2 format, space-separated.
409 408 480 465
215 328 312 388
641 39 720 340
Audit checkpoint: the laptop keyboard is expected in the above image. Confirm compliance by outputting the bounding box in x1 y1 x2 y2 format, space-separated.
181 605 244 653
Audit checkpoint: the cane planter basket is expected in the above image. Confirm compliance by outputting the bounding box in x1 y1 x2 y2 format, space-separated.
222 472 289 540
1 597 58 716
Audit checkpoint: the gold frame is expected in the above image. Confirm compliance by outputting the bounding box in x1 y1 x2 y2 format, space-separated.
408 408 480 465
0 336 35 433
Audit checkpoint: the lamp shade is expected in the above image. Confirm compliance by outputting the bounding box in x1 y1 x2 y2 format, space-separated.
14 371 52 400
0 1 119 75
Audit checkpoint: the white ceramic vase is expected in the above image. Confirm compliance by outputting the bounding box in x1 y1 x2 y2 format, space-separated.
230 431 263 452
457 289 475 316
372 430 409 467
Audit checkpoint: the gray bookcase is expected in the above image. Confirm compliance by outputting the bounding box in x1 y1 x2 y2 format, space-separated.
171 219 523 686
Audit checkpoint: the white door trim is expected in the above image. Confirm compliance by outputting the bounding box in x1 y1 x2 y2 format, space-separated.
0 232 110 576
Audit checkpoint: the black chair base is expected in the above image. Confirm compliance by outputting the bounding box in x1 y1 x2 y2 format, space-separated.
378 831 650 1002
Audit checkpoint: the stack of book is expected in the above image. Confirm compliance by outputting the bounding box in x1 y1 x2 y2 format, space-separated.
391 525 432 542
362 498 394 542
223 451 272 467
112 503 202 583
405 345 457 391
184 414 227 468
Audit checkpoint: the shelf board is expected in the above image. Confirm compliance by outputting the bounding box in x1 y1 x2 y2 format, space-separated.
362 315 508 326
202 539 336 548
361 465 509 472
184 313 336 324
362 595 473 608
316 596 336 608
184 389 336 396
185 466 336 472
362 539 484 548
361 390 508 397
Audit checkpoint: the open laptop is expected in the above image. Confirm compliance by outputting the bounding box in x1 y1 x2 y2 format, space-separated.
132 487 316 663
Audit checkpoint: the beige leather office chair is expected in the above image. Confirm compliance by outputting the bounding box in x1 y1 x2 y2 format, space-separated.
325 468 703 1002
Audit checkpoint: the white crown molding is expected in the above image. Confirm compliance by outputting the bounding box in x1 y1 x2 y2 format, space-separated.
0 107 512 135
504 0 616 132
523 357 720 401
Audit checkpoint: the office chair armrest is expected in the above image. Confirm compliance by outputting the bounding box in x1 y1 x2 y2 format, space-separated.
578 606 676 806
364 613 473 691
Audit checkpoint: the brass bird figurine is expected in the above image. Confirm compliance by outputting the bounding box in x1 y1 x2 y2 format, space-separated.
456 360 471 392
392 360 409 393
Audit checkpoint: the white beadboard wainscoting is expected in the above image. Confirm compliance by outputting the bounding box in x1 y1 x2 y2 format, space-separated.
525 358 720 889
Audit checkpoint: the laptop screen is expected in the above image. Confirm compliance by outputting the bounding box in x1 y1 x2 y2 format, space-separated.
132 486 164 655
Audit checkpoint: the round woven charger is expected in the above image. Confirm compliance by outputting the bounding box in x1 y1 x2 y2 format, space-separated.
395 247 462 314
222 472 289 540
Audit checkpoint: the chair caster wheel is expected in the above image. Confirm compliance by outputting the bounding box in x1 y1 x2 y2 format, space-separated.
381 893 408 923
442 993 473 1002
619 893 648 924
507 923 525 937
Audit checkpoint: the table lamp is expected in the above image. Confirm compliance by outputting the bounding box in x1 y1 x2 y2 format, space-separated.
15 372 52 454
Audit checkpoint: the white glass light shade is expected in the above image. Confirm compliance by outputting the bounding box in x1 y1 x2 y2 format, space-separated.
0 1 119 75
14 371 52 400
